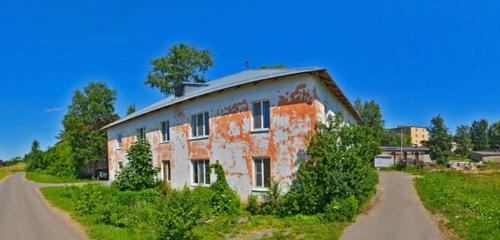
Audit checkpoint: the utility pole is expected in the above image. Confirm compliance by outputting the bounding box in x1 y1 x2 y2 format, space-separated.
400 129 403 163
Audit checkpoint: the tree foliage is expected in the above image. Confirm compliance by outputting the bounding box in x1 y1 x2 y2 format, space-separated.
282 114 379 215
26 140 46 171
126 103 136 115
489 121 500 150
470 119 490 151
354 98 384 142
115 140 159 191
45 141 78 178
428 115 452 165
145 43 213 96
60 82 118 176
454 125 473 157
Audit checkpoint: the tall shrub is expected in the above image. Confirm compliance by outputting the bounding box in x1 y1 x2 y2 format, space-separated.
115 140 158 191
209 163 240 215
283 114 379 215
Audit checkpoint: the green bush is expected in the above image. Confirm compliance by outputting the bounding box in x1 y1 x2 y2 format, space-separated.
282 114 379 216
209 163 240 215
324 196 359 222
260 182 285 215
246 194 259 215
45 141 78 178
115 140 159 191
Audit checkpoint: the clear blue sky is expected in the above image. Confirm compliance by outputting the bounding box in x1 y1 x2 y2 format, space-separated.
1 0 499 159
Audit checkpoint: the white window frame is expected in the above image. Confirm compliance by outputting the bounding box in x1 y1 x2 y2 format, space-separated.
116 134 122 150
136 127 146 141
162 160 171 182
251 100 270 131
191 159 210 186
161 121 170 143
253 158 271 190
190 112 209 139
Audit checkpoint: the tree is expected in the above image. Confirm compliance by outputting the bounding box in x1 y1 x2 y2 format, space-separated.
381 129 411 146
354 98 384 142
25 140 46 171
145 43 213 96
258 64 287 69
489 121 500 150
282 113 379 215
126 103 136 115
454 125 473 157
428 115 452 165
61 82 118 176
115 140 158 191
470 119 489 150
45 141 78 178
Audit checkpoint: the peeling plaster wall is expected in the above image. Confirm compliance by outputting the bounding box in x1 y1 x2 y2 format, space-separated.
107 73 354 200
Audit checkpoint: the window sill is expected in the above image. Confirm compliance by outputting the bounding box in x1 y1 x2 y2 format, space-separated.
160 141 170 145
189 136 209 141
251 188 270 193
251 129 269 134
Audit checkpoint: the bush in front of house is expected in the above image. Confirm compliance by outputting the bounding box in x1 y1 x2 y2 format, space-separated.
281 113 379 217
323 196 359 222
115 140 159 191
209 163 241 215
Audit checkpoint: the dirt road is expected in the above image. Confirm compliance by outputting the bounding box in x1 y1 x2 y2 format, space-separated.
0 172 86 240
341 171 445 240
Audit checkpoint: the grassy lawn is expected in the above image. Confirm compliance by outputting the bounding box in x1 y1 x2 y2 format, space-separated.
41 185 350 240
26 171 99 183
193 214 347 240
0 162 26 181
415 170 500 240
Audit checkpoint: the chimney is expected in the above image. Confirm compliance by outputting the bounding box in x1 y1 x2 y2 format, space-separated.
174 82 209 97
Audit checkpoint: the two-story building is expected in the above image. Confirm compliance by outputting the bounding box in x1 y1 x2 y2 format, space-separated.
103 67 360 200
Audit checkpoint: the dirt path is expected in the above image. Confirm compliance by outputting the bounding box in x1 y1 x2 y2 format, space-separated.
341 171 445 240
0 172 87 240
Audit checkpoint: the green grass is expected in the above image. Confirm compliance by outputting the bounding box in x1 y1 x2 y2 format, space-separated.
193 214 347 240
41 185 351 240
41 186 145 240
26 171 99 183
415 171 500 240
0 162 26 181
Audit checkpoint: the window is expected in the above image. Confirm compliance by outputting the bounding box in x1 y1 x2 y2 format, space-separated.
136 127 146 141
191 112 209 138
192 160 210 185
162 160 171 182
118 162 123 169
117 134 122 149
254 158 270 188
161 121 170 142
252 100 270 130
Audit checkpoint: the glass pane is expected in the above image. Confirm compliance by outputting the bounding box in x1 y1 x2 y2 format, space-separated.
255 159 263 187
166 121 170 141
198 161 205 184
161 122 166 141
253 102 262 129
166 161 171 181
193 161 198 183
191 115 196 137
263 101 270 128
205 160 210 184
264 159 271 188
197 114 203 136
204 112 209 136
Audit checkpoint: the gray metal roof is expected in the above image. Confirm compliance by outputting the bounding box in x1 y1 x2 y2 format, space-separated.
104 67 360 129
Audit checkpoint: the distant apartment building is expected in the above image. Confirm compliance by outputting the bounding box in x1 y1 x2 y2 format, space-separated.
103 68 361 200
392 125 429 147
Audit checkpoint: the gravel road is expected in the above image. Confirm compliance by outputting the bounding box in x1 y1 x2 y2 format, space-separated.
341 171 445 240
